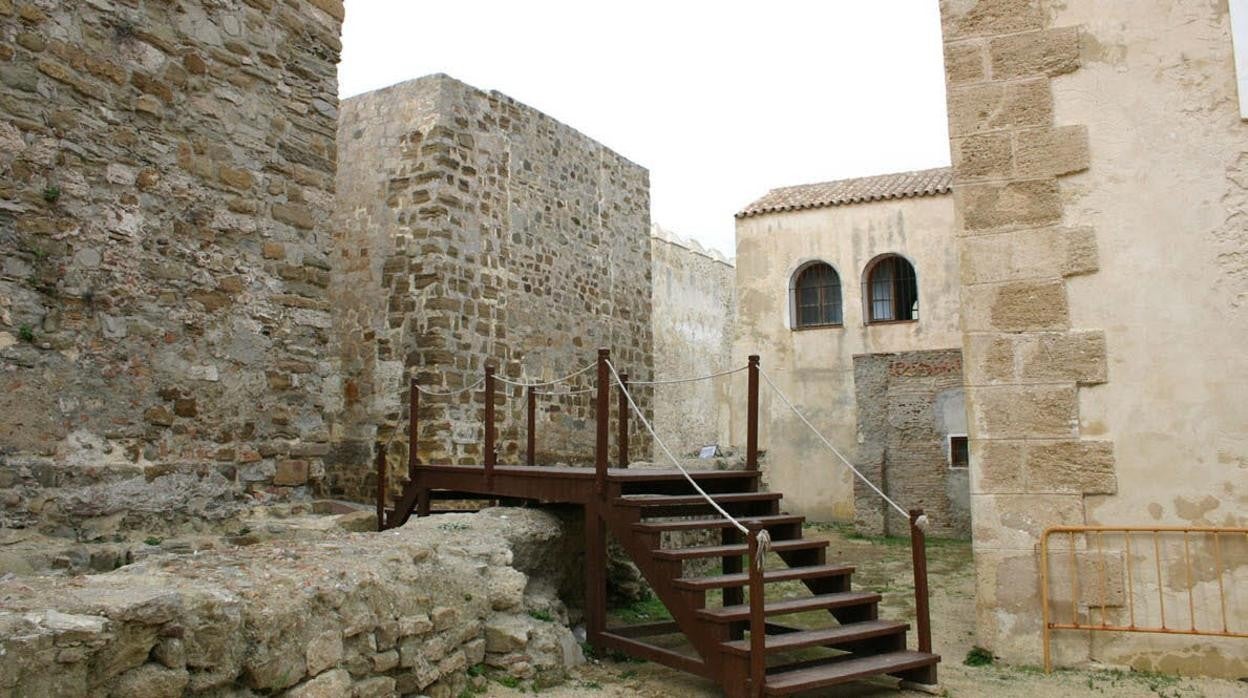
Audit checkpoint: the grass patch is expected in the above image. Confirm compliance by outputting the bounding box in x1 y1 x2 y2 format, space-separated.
144 536 162 546
527 609 554 622
610 592 671 624
964 646 994 667
42 185 60 204
17 325 34 343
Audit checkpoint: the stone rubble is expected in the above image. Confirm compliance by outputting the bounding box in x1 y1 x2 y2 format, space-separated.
0 507 584 697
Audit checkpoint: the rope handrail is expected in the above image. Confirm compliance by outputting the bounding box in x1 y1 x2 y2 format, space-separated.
532 386 598 396
494 360 597 388
606 359 753 541
760 368 928 529
411 377 486 397
626 365 748 386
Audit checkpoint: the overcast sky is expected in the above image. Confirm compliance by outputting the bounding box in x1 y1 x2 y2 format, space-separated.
338 1 951 257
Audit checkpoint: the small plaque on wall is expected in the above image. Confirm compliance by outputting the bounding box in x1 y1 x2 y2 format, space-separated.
698 445 720 459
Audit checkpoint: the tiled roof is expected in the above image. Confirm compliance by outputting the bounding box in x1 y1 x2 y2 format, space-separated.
736 167 953 218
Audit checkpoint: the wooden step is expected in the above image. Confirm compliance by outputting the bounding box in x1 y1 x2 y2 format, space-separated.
633 514 804 534
615 492 782 507
696 591 880 623
673 563 853 591
609 469 762 482
652 538 826 561
722 619 907 656
763 650 940 695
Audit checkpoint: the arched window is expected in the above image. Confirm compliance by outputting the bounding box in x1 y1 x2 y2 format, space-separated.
791 262 843 328
865 254 918 323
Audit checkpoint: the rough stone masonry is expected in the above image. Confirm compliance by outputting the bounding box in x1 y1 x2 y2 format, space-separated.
332 75 654 502
0 0 345 493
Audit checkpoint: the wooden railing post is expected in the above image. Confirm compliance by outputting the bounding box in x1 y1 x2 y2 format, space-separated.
618 372 630 468
595 348 609 496
747 524 766 697
408 377 419 482
375 444 387 531
910 509 932 654
747 355 760 469
484 364 496 489
526 386 536 467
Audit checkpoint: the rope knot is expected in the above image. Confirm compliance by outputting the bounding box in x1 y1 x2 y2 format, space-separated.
754 528 771 570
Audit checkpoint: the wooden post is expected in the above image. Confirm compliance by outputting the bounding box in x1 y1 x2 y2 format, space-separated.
484 364 496 489
586 501 606 647
411 377 431 518
617 372 630 468
746 355 760 469
375 444 387 531
526 386 536 466
595 348 609 496
910 509 932 654
747 524 766 697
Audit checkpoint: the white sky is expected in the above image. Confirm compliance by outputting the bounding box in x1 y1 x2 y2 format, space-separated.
339 1 952 257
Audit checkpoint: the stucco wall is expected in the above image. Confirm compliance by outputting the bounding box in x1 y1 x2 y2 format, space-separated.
332 75 653 501
940 0 1247 677
730 194 961 521
650 227 735 456
0 0 343 492
1052 0 1248 676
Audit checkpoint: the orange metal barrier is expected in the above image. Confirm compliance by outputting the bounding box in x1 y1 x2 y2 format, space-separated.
1040 525 1248 672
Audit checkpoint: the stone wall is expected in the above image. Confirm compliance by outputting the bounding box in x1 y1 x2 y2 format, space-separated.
730 192 960 521
0 0 344 494
332 75 653 501
852 349 968 538
940 0 1246 677
650 225 735 456
0 508 584 696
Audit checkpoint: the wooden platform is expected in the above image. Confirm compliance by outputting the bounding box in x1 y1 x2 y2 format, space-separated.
379 350 939 697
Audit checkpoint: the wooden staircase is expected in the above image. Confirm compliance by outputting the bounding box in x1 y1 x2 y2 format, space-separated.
379 349 940 696
596 469 939 697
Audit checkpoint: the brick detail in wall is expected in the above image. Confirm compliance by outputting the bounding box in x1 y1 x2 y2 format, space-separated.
853 349 970 539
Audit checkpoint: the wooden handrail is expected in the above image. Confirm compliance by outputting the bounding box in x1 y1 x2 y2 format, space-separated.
595 348 610 496
375 445 387 531
747 524 766 697
408 377 419 482
909 508 932 654
618 372 630 467
746 355 759 469
526 386 536 466
484 364 496 488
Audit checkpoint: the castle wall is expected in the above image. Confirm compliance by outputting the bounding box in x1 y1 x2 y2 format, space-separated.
940 0 1247 676
730 195 961 521
332 76 653 500
0 0 343 491
649 228 735 457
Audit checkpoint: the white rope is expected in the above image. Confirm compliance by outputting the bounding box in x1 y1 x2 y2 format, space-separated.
607 359 749 536
532 387 598 396
494 361 597 388
760 368 919 525
411 377 485 397
626 365 748 386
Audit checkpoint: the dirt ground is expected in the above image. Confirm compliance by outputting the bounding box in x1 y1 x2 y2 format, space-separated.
484 524 1248 697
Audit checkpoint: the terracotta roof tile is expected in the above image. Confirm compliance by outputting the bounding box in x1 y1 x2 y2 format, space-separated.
736 167 953 218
